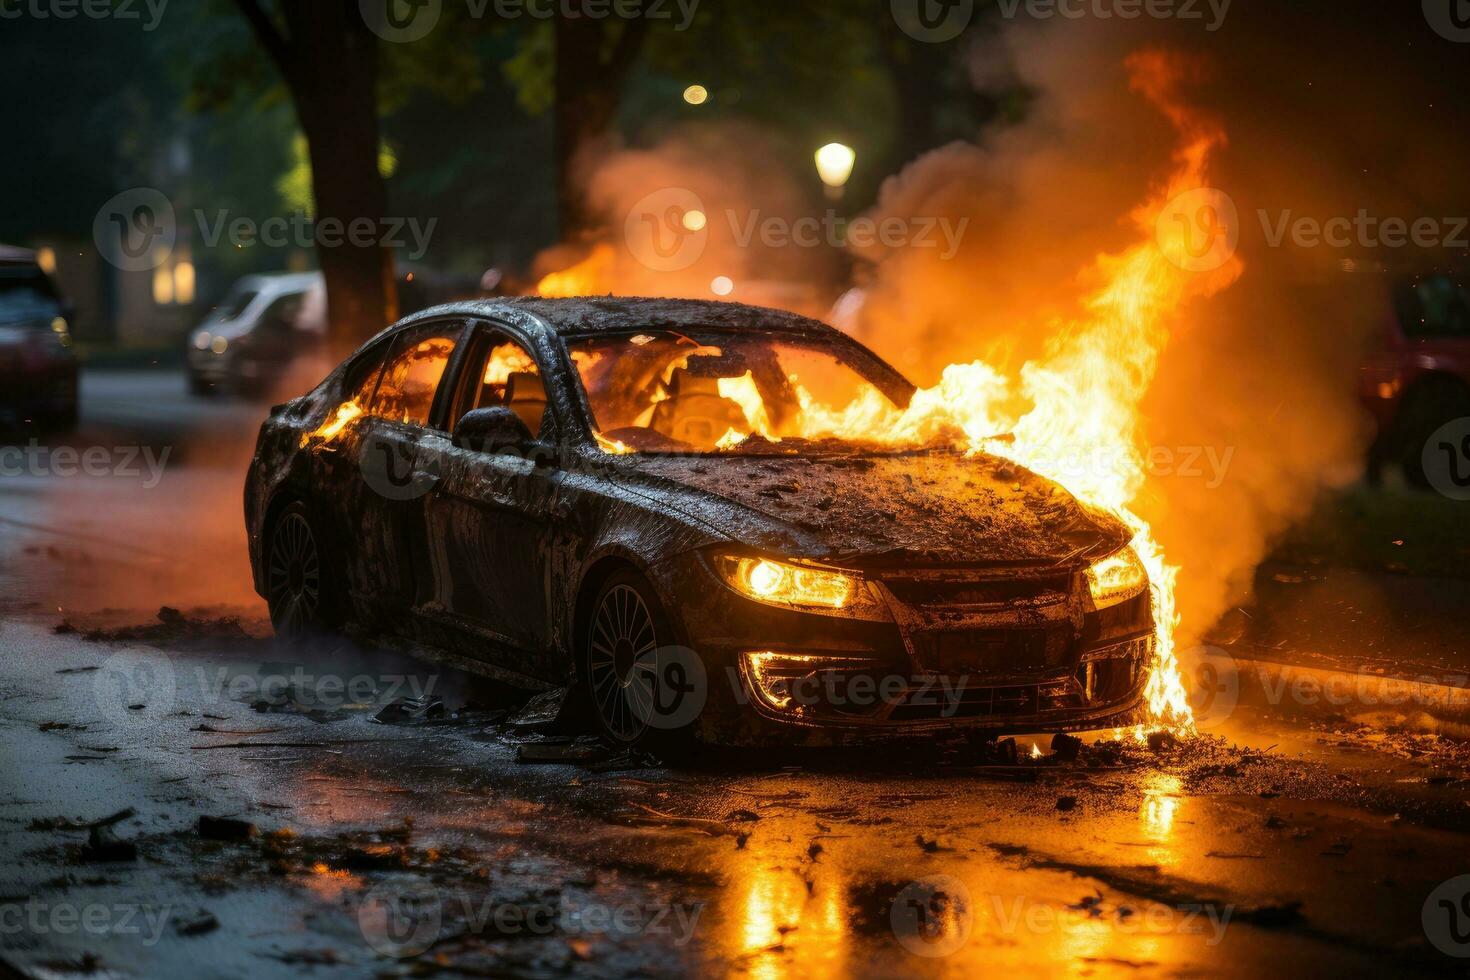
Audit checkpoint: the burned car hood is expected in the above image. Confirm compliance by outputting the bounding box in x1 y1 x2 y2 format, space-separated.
619 451 1131 568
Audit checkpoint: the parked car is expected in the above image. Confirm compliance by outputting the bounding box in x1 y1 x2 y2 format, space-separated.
244 298 1153 747
190 266 485 397
187 272 324 396
0 245 78 429
1360 272 1470 486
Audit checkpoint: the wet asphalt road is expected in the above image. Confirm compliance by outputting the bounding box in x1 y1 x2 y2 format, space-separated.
2 370 1470 978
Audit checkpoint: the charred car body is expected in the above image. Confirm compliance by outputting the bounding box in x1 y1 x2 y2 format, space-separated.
245 298 1153 746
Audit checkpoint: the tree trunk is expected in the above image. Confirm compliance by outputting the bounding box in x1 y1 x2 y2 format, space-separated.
553 17 648 239
236 0 397 356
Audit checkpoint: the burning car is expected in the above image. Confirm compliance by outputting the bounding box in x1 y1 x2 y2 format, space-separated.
245 298 1153 746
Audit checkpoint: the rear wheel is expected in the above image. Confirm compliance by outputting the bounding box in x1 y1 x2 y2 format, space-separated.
580 570 675 747
265 502 337 639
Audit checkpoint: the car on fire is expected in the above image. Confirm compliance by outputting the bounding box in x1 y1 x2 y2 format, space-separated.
245 298 1155 746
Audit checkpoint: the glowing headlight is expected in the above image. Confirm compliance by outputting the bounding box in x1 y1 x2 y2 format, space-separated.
713 554 886 617
210 336 229 355
194 331 212 351
1086 547 1149 609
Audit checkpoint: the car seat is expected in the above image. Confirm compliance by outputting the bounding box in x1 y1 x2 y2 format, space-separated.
505 372 547 436
650 367 748 448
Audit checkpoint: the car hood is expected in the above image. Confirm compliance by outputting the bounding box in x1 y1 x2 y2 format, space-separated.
620 451 1131 568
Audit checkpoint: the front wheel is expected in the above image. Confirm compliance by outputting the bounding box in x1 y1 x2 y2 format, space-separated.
265 502 339 639
579 570 687 747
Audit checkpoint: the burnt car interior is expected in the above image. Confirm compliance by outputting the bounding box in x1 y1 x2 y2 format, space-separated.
448 332 547 437
566 329 916 454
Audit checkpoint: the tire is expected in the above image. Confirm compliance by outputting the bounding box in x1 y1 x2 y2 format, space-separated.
1393 377 1470 489
265 502 339 640
579 569 686 747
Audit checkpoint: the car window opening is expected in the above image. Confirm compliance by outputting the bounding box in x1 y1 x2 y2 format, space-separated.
566 330 921 456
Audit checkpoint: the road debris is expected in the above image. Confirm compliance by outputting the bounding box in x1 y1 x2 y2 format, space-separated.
198 816 257 841
374 696 446 725
80 824 136 863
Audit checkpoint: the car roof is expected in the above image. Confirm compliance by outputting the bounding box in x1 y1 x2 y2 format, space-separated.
233 271 323 294
0 244 38 267
410 295 845 340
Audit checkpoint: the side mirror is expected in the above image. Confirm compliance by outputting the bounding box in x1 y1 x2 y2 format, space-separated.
453 406 534 454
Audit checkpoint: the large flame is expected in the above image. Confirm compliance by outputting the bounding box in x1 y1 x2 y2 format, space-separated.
819 51 1240 730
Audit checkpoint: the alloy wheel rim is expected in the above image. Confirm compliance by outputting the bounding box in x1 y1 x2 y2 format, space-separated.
267 512 321 635
587 584 658 742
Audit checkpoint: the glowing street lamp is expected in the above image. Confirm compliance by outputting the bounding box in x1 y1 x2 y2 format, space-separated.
814 142 856 199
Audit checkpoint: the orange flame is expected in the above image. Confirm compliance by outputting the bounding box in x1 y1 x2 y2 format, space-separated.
803 51 1240 730
301 399 364 447
537 243 616 298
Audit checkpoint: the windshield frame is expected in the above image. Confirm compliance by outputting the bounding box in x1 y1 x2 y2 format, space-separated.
558 326 918 457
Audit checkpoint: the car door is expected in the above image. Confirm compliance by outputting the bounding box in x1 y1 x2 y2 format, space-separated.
238 290 306 387
344 319 468 618
412 322 563 678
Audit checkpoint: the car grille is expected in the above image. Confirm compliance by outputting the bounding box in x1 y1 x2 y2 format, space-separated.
882 572 1072 611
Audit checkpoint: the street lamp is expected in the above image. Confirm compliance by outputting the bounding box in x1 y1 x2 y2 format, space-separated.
814 142 856 200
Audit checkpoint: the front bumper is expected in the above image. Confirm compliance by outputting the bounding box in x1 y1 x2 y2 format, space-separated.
653 553 1154 746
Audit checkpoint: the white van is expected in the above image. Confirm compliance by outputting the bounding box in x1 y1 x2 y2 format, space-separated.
186 272 325 396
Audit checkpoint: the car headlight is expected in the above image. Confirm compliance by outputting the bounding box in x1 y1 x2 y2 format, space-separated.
1086 547 1149 609
211 335 229 355
712 554 885 617
194 331 212 351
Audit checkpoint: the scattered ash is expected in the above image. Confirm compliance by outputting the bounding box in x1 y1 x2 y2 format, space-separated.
54 606 270 653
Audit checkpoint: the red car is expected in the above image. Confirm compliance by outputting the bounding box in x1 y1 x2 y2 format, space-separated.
0 246 78 430
1360 272 1470 486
